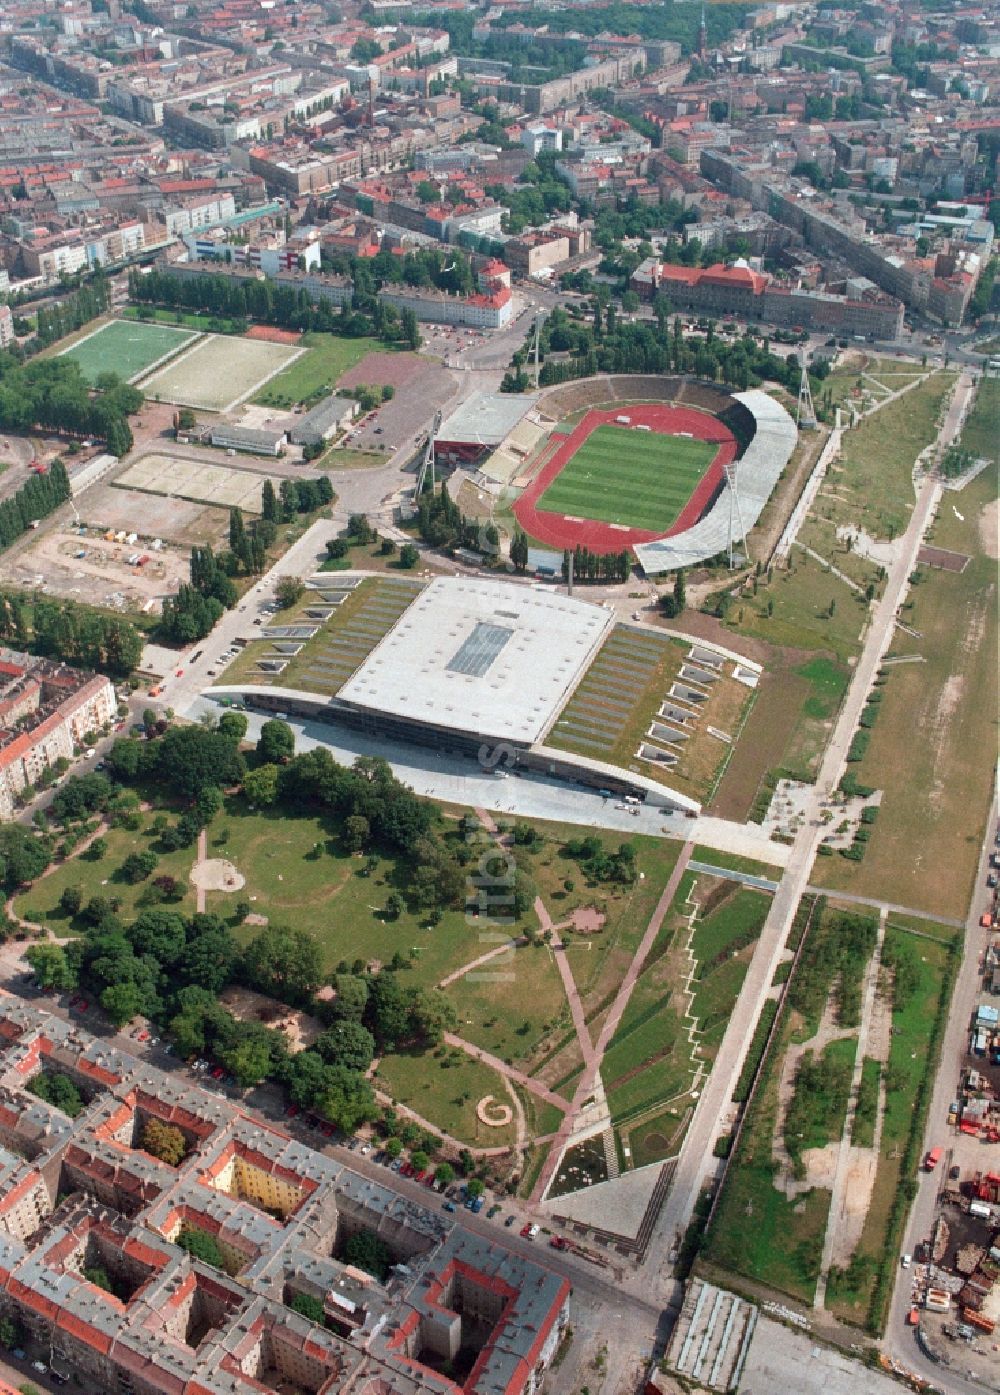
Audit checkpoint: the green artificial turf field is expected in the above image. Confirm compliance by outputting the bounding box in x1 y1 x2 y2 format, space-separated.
59 319 198 385
535 424 716 531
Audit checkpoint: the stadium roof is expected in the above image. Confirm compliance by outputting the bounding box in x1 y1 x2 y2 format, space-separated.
337 576 612 746
435 391 540 448
633 390 797 573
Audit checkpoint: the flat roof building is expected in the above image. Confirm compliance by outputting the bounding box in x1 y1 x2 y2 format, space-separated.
434 391 539 467
338 576 612 748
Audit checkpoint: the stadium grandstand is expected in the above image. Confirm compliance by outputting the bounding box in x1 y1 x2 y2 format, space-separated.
632 390 797 572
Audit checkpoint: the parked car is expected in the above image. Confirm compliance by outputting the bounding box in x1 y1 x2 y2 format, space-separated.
443 1201 456 1212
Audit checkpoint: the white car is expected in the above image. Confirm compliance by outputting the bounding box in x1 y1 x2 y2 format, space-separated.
85 748 96 759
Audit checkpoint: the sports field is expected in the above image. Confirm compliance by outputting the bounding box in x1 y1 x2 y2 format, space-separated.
116 454 266 511
59 320 198 385
140 335 303 412
536 424 717 532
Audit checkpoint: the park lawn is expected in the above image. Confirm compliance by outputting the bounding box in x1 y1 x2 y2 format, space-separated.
373 1047 518 1149
825 930 956 1327
14 814 198 927
605 1028 692 1123
725 547 868 663
958 375 999 461
252 332 385 409
514 1088 564 1141
823 370 957 539
883 913 958 943
444 943 571 1069
211 805 484 985
795 511 889 591
813 477 998 918
537 425 716 532
527 825 681 1018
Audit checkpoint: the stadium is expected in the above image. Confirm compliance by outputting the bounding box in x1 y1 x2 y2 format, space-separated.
446 376 798 572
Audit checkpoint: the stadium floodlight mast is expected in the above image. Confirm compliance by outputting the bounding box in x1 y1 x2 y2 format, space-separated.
415 408 443 498
796 352 817 430
725 459 748 570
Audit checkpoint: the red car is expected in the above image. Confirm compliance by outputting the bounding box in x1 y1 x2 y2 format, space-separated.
285 1104 299 1118
74 998 88 1012
319 1123 334 1137
211 1066 224 1079
520 1224 532 1239
175 668 184 677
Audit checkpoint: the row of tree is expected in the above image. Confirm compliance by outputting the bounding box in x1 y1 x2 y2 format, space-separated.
0 458 71 554
0 354 138 455
505 311 805 397
31 276 111 353
561 545 632 583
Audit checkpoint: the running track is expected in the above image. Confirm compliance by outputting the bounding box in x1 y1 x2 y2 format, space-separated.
513 404 736 554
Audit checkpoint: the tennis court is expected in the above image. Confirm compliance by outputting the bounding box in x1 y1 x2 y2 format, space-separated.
59 320 198 385
536 424 717 532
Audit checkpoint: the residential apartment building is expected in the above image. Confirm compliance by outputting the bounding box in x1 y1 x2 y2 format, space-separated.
0 1002 571 1395
0 653 116 817
377 283 514 328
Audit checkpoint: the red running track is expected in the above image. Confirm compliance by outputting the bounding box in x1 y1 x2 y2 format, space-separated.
513 404 737 554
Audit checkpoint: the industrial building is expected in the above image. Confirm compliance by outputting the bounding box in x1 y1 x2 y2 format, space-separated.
0 1000 570 1395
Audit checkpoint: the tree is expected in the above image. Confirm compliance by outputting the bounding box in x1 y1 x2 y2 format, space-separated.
398 543 419 570
242 924 322 1003
315 1020 375 1072
434 1161 455 1185
466 1178 485 1199
410 1149 429 1171
343 1230 391 1279
0 1314 21 1350
59 885 83 917
101 981 147 1028
385 1136 403 1159
400 306 420 351
0 826 49 889
243 763 280 807
120 850 158 884
157 726 246 799
330 973 368 1022
343 815 370 852
25 943 77 992
261 478 279 523
257 719 295 765
28 1070 83 1117
290 1293 325 1323
141 1117 188 1166
510 529 529 572
176 1226 226 1270
276 576 306 609
218 711 248 743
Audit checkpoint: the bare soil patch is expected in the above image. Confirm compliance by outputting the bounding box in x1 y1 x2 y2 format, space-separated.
979 497 999 560
219 985 322 1052
917 544 970 572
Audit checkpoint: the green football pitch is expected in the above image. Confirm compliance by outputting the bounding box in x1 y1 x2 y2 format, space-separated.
536 424 717 532
59 320 198 385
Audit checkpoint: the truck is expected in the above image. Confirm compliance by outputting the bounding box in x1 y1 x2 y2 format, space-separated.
969 1200 993 1220
924 1146 942 1171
